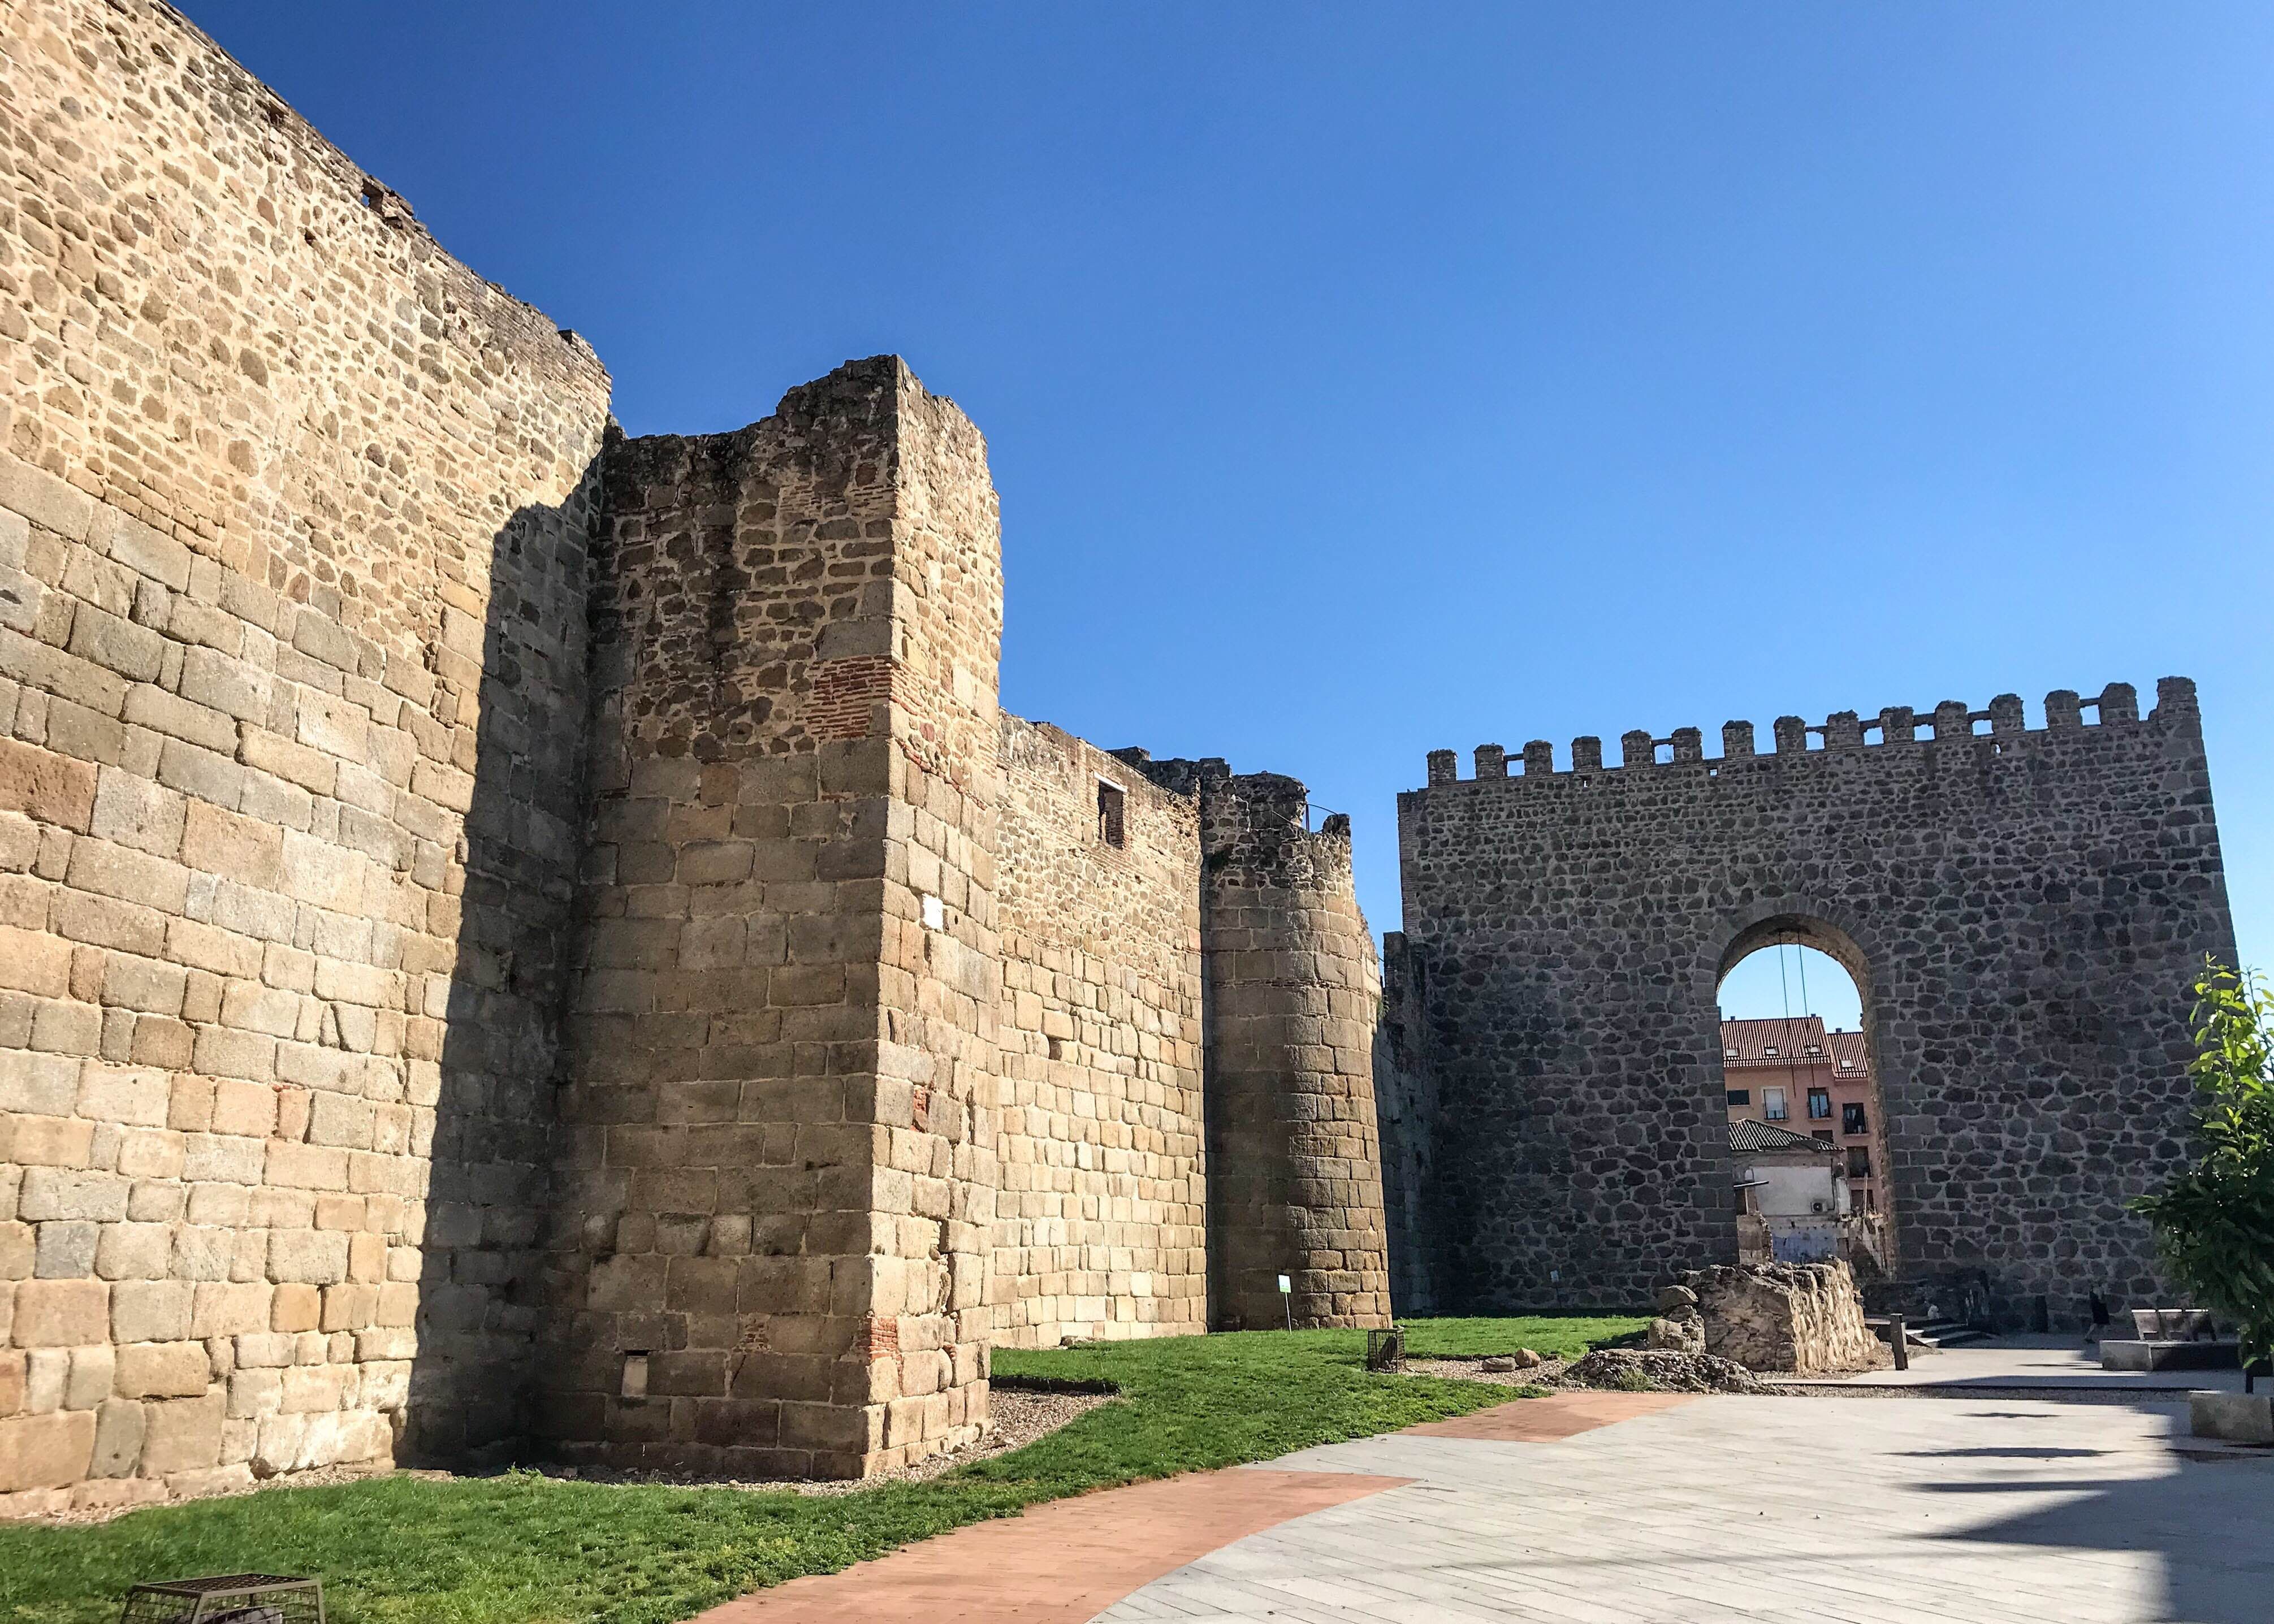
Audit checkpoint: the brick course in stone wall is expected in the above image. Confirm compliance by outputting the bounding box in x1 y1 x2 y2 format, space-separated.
1388 683 2233 1326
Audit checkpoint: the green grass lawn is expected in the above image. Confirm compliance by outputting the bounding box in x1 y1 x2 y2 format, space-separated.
1399 1314 1650 1359
0 1328 1531 1624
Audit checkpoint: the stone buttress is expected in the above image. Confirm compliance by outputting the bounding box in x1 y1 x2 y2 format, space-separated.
537 359 1001 1479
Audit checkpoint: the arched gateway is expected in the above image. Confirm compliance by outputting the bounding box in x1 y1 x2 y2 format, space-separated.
1376 679 2233 1328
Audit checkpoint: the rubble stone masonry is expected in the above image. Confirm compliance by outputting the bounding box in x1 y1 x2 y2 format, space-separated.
1388 685 2233 1326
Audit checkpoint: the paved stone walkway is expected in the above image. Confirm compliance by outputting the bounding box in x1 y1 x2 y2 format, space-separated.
690 1467 1411 1623
686 1389 2274 1623
1101 1395 2274 1623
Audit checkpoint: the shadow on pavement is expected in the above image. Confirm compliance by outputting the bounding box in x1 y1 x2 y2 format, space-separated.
1921 1402 2274 1624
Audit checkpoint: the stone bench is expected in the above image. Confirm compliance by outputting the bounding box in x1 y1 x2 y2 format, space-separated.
2100 1339 2241 1372
2131 1308 2215 1340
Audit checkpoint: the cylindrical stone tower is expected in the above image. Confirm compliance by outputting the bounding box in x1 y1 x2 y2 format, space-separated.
1135 759 1392 1329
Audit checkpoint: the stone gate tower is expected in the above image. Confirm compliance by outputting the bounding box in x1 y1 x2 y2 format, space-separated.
1382 682 2233 1327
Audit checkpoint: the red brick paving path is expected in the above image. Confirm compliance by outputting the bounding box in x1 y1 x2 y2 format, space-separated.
1405 1387 1694 1441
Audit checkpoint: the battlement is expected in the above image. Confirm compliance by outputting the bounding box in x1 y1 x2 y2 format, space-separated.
1423 678 2198 786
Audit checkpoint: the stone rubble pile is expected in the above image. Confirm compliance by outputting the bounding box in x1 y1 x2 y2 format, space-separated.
1564 1349 1761 1394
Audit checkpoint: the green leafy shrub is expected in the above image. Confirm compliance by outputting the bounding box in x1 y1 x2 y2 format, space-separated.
2133 960 2274 1367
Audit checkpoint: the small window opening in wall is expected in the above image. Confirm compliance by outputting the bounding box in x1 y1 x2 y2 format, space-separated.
1973 717 1994 735
1655 742 1674 764
1097 779 1126 848
921 894 946 932
1763 1045 1779 1058
1726 1088 1750 1106
1047 1036 1065 1062
621 1351 650 1400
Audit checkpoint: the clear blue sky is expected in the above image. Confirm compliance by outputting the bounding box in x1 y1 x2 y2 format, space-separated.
189 3 2274 968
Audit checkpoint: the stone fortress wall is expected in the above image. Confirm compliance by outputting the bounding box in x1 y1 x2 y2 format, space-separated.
10 0 2229 1513
0 1 1389 1510
992 720 1205 1348
0 0 613 1507
1386 682 2234 1325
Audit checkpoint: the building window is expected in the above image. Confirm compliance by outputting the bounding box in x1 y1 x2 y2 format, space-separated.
1807 1088 1831 1119
1812 1129 1834 1145
1842 1102 1867 1135
1723 1048 1738 1060
1726 1089 1750 1106
1763 1046 1779 1058
1847 1146 1871 1179
1839 1058 1857 1071
1097 780 1125 847
1763 1088 1788 1121
1805 1043 1822 1056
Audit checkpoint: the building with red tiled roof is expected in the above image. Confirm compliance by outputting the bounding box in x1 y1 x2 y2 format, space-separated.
1720 1014 1887 1212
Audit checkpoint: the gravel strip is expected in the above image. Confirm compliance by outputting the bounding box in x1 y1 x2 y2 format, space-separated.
1406 1356 1568 1388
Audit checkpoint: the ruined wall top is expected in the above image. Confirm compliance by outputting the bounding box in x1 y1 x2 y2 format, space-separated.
1114 751 1355 895
1419 678 2198 788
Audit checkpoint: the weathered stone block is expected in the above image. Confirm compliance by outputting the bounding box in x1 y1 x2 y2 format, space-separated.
139 1393 224 1475
19 1164 129 1219
88 1397 148 1477
1681 1262 1886 1375
34 1220 97 1278
115 1340 210 1397
0 737 97 830
0 1409 95 1491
